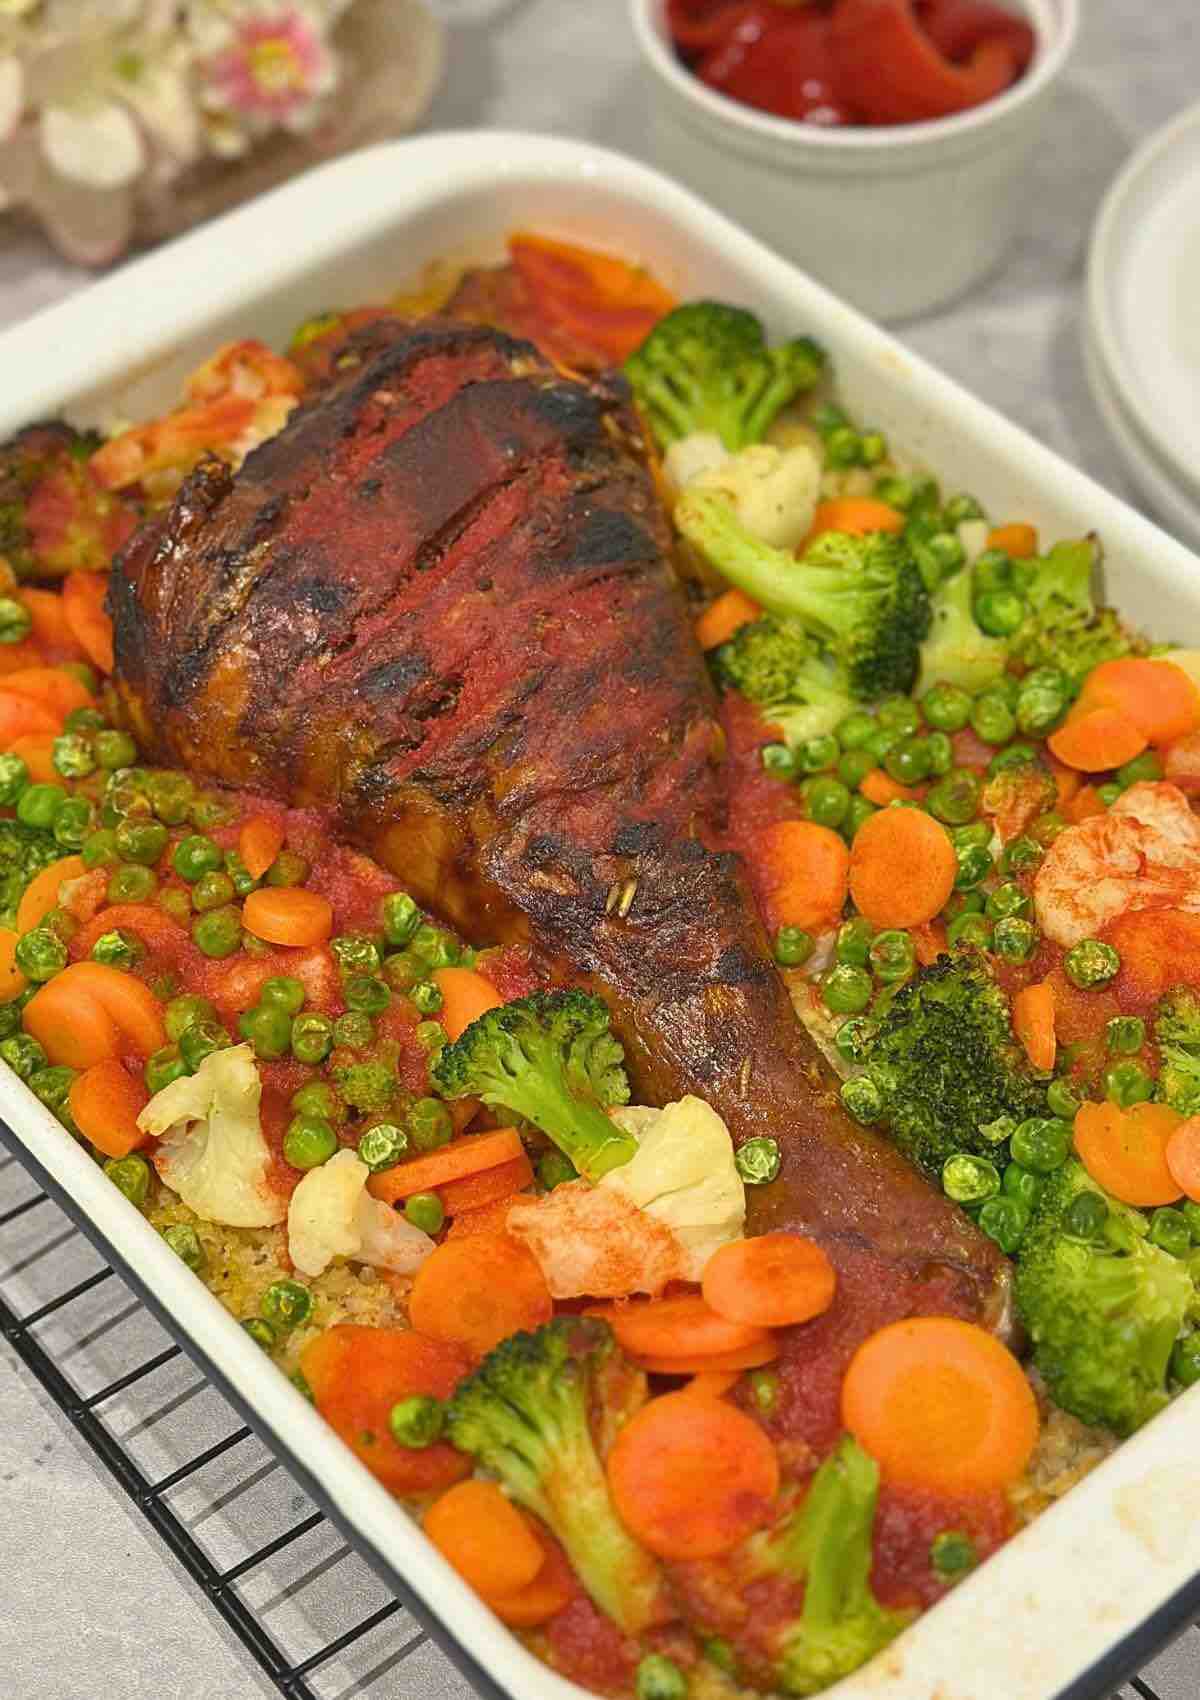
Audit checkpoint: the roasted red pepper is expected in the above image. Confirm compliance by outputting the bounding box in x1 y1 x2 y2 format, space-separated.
695 3 855 124
830 0 1030 123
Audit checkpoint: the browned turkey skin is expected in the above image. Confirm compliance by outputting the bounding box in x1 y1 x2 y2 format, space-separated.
110 316 1008 1326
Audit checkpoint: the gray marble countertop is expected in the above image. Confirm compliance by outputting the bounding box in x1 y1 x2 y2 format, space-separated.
1 2 1198 1697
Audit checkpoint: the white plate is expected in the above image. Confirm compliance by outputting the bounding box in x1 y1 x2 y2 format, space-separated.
1087 98 1200 506
2 130 1200 1700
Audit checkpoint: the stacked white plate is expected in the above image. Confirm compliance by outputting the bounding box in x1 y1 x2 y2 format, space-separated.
1086 98 1200 552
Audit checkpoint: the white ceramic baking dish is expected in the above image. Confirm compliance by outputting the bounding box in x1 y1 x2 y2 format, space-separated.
2 131 1199 1700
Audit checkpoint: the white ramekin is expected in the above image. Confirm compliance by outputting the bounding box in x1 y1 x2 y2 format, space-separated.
630 0 1079 322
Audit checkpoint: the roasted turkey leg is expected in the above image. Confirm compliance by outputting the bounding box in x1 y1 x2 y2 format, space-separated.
111 318 1008 1324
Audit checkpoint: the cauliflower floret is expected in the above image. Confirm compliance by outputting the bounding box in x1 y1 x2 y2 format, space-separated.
603 1095 746 1279
142 1044 285 1228
692 442 822 550
287 1148 434 1279
664 431 729 490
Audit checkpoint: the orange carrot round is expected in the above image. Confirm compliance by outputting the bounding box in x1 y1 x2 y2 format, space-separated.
242 886 333 947
1047 706 1148 772
1077 657 1200 746
69 902 188 961
1 665 93 721
1012 980 1056 1073
433 966 504 1044
758 819 850 933
702 1233 836 1329
301 1324 472 1496
17 587 83 657
7 732 59 782
858 768 921 807
484 1522 575 1627
446 1196 524 1241
985 523 1038 558
841 1317 1038 1493
628 1339 781 1375
607 1392 779 1559
238 816 286 881
23 979 118 1069
1166 1117 1200 1204
367 1128 525 1206
16 854 86 935
806 499 906 544
437 1152 533 1218
695 588 761 651
68 961 166 1056
0 928 28 1004
1073 1100 1183 1207
598 1292 772 1362
683 1369 741 1398
423 1479 546 1598
848 806 956 929
69 1059 150 1159
61 571 115 673
0 690 61 744
408 1235 553 1357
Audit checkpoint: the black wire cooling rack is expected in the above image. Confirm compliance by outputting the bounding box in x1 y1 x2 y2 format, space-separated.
1 1136 1197 1700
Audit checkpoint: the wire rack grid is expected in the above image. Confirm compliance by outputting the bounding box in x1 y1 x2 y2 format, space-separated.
1 1135 1197 1700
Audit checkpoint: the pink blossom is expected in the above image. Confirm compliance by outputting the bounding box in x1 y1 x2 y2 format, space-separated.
204 10 333 123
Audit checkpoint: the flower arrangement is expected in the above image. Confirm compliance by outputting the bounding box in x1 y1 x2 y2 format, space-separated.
0 0 445 265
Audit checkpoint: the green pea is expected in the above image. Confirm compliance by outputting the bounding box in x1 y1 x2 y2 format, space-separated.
834 747 873 789
635 1656 687 1700
189 794 236 831
1017 674 1069 738
859 430 888 466
379 950 420 993
0 1033 45 1080
874 474 916 510
192 905 242 958
190 869 234 913
223 849 259 897
51 797 91 853
922 731 953 778
261 1278 314 1330
836 711 877 750
973 589 1025 637
1170 1335 1200 1389
283 1114 338 1169
179 1018 231 1073
972 548 1014 592
1104 1061 1153 1108
264 849 310 888
735 1135 781 1184
242 1318 276 1351
761 742 797 781
885 736 931 786
162 995 215 1043
173 834 222 883
345 974 391 1015
797 733 839 774
144 1044 187 1094
410 979 444 1015
1105 1016 1145 1056
114 817 168 866
824 425 862 468
941 1154 1001 1205
931 1531 978 1581
987 743 1039 778
823 963 873 1015
94 730 138 771
410 924 460 969
144 771 192 826
969 691 1017 746
238 1003 292 1061
943 493 985 526
102 1153 151 1207
389 1394 445 1449
1001 835 1042 875
329 932 381 976
877 696 921 737
0 753 29 806
79 828 117 871
1046 1077 1081 1121
748 1369 778 1415
291 1081 345 1122
984 883 1030 922
927 769 981 826
1116 750 1163 786
29 1065 76 1123
17 782 66 829
1149 1208 1192 1259
1096 781 1124 808
162 1222 205 1271
978 1194 1029 1253
869 929 915 984
954 843 993 889
291 1011 333 1065
406 1096 453 1153
953 816 992 850
333 1010 373 1049
946 911 990 950
15 927 67 982
404 1192 445 1235
90 928 142 970
415 1019 446 1055
993 917 1037 962
1182 1201 1200 1245
841 1074 883 1123
358 1122 409 1172
925 531 966 579
834 1015 876 1065
538 1150 578 1190
703 1639 737 1678
1063 938 1120 989
863 726 898 764
51 732 96 781
1010 1117 1071 1173
1030 810 1067 846
107 863 157 904
382 890 421 947
834 917 872 968
1002 1163 1042 1210
843 796 877 840
921 683 972 734
0 595 32 643
248 977 301 1018
771 924 813 968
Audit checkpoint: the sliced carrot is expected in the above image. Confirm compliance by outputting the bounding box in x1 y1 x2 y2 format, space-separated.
0 690 61 744
7 732 59 782
596 1292 772 1362
1077 657 1200 747
69 961 166 1056
61 571 114 673
859 768 921 806
1106 909 1200 1009
16 854 86 935
68 1058 150 1159
695 588 761 651
423 1478 546 1598
1066 784 1105 823
1048 705 1148 773
1074 1099 1183 1208
446 1196 522 1241
683 1370 741 1398
408 1235 553 1357
367 1128 525 1206
702 1233 836 1329
484 1522 575 1628
806 498 905 544
986 523 1038 558
1166 1117 1200 1204
848 806 956 929
433 966 504 1044
18 587 82 656
0 665 94 720
629 1339 781 1375
301 1324 472 1496
911 919 946 967
841 1317 1039 1493
23 978 118 1069
238 816 286 882
0 638 48 675
757 818 850 933
242 886 333 947
0 929 27 1003
1012 980 1056 1073
1049 758 1082 810
438 1152 534 1217
607 1392 779 1560
69 902 188 962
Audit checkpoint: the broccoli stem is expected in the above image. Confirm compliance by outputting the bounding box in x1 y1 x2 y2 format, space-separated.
677 487 806 614
489 1043 637 1179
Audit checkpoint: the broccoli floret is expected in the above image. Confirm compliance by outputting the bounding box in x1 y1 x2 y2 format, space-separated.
712 616 858 744
431 990 634 1181
917 563 1009 695
333 1059 396 1113
0 818 66 930
624 302 825 453
1154 988 1200 1116
859 950 1046 1181
678 489 930 698
752 1437 913 1695
446 1317 666 1632
1010 540 1140 687
1015 1160 1195 1434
